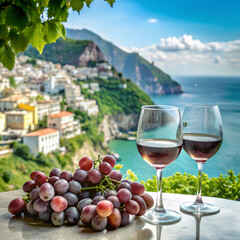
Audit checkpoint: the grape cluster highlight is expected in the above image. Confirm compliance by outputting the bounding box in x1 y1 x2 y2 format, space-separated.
8 155 154 232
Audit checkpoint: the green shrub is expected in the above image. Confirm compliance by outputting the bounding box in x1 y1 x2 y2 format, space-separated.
2 171 13 183
14 144 32 160
141 170 240 201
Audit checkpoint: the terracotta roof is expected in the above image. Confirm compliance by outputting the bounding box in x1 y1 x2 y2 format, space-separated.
24 128 58 137
48 111 73 118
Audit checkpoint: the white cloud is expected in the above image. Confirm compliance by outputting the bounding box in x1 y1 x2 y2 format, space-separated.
148 19 158 23
121 35 240 75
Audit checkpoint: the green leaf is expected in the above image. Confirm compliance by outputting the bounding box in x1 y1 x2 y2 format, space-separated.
0 25 8 39
48 0 69 21
104 0 115 7
9 30 29 53
44 20 66 44
5 6 28 31
71 0 84 12
84 0 94 7
0 45 15 70
24 23 45 54
0 10 5 25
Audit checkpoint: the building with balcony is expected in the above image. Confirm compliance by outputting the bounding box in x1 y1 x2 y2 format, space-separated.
37 100 60 121
47 111 81 138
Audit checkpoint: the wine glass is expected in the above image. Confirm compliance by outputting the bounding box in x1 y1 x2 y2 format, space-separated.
137 105 183 224
180 105 223 215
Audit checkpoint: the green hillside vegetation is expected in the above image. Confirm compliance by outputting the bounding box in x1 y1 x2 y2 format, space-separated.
66 28 180 91
25 38 92 66
78 77 154 117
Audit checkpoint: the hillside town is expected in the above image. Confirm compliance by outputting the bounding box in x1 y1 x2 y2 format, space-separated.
0 56 117 156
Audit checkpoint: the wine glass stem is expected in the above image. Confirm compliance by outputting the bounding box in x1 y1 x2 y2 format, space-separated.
194 163 204 205
155 169 166 213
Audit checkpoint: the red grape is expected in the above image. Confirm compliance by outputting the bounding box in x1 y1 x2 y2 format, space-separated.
30 187 40 202
99 162 112 175
63 192 78 206
130 182 145 195
132 195 147 216
109 170 122 182
51 212 65 226
34 172 47 186
121 179 132 184
108 208 121 228
39 183 55 201
80 205 97 224
73 169 88 183
8 198 26 216
79 156 93 171
77 198 93 212
69 180 81 194
88 169 102 184
33 198 49 213
48 176 59 186
54 179 69 195
117 182 132 192
104 190 117 198
125 200 140 215
96 200 113 217
65 207 80 225
26 200 37 215
49 168 61 177
30 171 41 180
39 210 52 223
59 171 72 182
120 210 130 226
92 196 105 205
51 196 68 212
102 155 116 168
117 189 132 203
91 215 107 232
107 196 120 209
22 180 36 193
141 193 154 209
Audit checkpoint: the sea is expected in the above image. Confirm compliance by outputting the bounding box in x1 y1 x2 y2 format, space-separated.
108 76 240 181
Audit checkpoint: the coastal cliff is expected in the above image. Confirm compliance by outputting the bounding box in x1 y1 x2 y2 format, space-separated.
99 113 139 144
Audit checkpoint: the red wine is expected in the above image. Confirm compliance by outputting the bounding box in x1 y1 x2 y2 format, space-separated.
137 139 182 169
183 133 222 163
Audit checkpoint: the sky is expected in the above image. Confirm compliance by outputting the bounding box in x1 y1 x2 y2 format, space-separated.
64 0 240 76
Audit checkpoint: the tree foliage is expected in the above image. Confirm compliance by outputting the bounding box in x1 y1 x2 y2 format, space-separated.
0 0 115 70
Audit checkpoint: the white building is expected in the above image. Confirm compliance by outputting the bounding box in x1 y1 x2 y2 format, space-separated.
65 84 84 108
43 76 70 95
77 100 99 116
47 111 81 138
23 128 59 156
37 100 60 121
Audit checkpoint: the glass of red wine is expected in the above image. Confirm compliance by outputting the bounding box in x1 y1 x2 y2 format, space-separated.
137 105 183 224
180 105 223 215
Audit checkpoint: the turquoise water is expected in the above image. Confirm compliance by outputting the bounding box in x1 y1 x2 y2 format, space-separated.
109 76 240 181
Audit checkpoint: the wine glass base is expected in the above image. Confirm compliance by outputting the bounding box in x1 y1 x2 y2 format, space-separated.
180 202 220 215
141 209 181 225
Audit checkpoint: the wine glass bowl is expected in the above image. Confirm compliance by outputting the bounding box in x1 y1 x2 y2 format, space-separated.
180 105 223 215
137 105 183 224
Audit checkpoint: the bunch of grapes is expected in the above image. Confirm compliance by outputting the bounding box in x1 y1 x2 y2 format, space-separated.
8 155 154 232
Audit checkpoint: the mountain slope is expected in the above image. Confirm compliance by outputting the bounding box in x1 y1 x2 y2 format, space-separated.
24 38 104 66
66 28 182 94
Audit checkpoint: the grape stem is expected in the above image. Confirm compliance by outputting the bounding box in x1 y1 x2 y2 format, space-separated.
80 175 121 194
